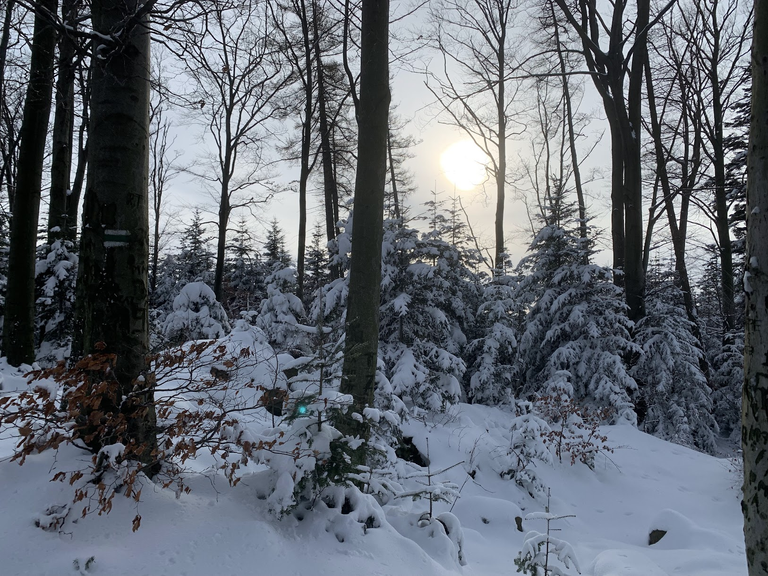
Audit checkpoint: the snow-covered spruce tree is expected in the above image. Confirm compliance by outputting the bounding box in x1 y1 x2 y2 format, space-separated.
222 217 266 319
177 208 216 287
263 217 293 270
34 239 78 365
514 182 637 422
150 210 216 345
631 268 717 453
304 221 331 308
465 274 518 404
378 207 479 412
162 282 231 344
711 330 744 440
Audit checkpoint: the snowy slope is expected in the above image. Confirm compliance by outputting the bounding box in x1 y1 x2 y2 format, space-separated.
0 400 746 576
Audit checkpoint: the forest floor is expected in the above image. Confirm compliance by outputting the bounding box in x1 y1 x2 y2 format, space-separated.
0 362 747 576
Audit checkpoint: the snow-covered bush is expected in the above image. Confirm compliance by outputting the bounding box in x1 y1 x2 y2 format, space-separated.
256 267 307 352
162 282 231 344
0 323 364 527
35 240 78 365
505 402 552 498
516 505 581 575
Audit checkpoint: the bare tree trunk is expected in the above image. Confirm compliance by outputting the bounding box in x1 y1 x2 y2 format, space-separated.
295 0 313 301
387 129 400 220
47 0 78 245
552 10 586 242
313 2 340 246
338 0 389 444
495 31 506 274
644 59 697 327
2 0 57 366
73 0 157 472
743 1 768 569
0 0 16 208
622 0 649 322
214 171 231 300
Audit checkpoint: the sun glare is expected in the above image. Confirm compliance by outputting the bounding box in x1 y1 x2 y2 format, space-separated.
440 140 489 191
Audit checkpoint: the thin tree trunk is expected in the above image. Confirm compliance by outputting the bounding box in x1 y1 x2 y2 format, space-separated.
338 0 390 444
73 0 157 472
313 2 339 246
214 175 230 300
743 1 768 569
2 0 57 366
0 0 15 205
387 129 400 220
552 9 586 241
644 59 698 328
494 24 506 274
295 0 313 301
47 0 78 245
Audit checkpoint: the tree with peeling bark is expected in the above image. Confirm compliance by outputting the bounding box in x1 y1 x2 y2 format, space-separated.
337 0 390 445
742 0 768 570
72 0 157 473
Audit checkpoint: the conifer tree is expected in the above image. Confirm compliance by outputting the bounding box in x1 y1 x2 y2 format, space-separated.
632 265 717 453
514 181 637 422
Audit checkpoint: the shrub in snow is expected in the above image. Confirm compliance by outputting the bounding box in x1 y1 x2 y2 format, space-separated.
535 395 613 469
162 282 231 344
505 402 552 498
516 491 581 575
256 267 307 353
631 284 717 454
35 240 78 365
514 189 637 422
1 324 364 528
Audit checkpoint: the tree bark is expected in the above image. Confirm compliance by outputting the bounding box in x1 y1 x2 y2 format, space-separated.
295 0 313 301
0 0 16 209
338 0 390 442
743 1 768 571
2 0 57 367
313 1 340 249
47 0 78 245
73 0 157 473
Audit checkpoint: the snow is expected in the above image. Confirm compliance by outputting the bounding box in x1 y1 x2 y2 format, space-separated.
0 392 747 575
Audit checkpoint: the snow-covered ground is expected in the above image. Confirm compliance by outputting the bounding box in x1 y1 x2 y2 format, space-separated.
0 384 746 576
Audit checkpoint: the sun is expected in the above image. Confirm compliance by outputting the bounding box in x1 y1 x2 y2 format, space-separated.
440 140 489 191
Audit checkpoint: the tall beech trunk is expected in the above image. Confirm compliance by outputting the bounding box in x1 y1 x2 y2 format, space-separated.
338 0 390 443
73 0 157 472
47 0 78 245
743 1 768 570
2 0 57 366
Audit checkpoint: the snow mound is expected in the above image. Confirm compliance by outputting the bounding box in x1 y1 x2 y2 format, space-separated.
647 508 728 550
591 549 668 576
